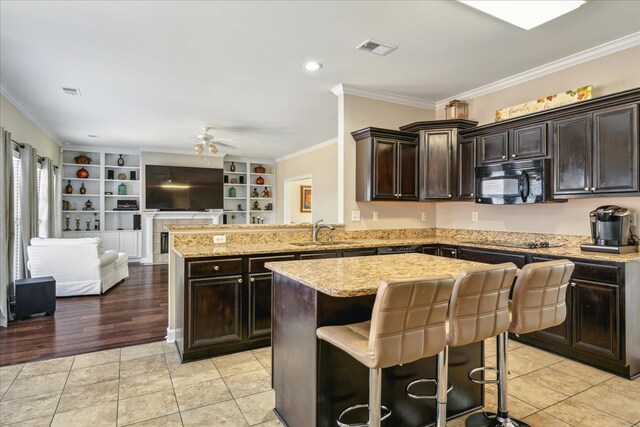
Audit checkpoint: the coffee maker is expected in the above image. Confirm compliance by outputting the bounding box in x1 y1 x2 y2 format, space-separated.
581 206 637 254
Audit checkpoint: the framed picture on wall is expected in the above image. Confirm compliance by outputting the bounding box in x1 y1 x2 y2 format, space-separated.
300 185 312 213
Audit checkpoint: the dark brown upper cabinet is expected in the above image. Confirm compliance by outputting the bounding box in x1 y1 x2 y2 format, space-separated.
399 120 478 201
477 124 547 165
352 127 419 201
553 104 638 197
457 138 476 200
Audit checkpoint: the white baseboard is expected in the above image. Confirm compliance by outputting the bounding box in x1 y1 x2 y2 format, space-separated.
165 327 176 343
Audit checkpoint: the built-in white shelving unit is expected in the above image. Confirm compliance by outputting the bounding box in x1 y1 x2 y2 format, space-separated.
222 159 275 224
60 148 142 259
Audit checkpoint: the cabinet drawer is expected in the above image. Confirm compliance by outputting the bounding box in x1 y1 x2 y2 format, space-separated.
299 252 338 260
458 247 527 268
341 248 377 257
188 258 243 278
249 255 295 273
531 257 620 284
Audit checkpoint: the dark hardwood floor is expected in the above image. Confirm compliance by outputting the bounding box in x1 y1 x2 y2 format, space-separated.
0 263 168 366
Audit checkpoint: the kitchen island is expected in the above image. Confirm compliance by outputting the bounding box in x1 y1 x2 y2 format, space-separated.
265 253 490 427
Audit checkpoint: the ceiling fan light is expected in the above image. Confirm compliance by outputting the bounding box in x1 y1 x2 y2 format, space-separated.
208 143 218 155
194 143 204 155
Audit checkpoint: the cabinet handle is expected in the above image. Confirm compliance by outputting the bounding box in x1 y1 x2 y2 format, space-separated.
470 193 474 196
502 155 506 159
237 278 243 284
570 282 576 287
250 277 255 283
590 187 596 192
448 194 452 197
398 193 402 198
584 187 589 191
512 154 516 158
451 251 455 255
213 265 220 271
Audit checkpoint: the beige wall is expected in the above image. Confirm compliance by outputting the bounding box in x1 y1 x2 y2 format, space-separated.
1 94 60 165
435 46 640 236
339 94 437 230
288 178 312 223
275 139 338 223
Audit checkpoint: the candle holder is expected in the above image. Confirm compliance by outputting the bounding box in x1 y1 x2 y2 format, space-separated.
75 217 81 231
86 219 91 231
64 215 71 232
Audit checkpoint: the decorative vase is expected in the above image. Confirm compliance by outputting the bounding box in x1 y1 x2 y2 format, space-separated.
256 176 264 185
262 188 270 198
76 167 89 178
229 187 237 198
252 188 259 198
117 154 125 166
79 183 86 194
118 172 127 180
118 182 127 195
229 162 236 172
230 177 238 184
74 153 92 164
65 180 73 194
254 165 266 174
84 199 93 210
239 175 245 184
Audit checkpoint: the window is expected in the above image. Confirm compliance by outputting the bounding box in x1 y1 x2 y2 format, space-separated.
12 152 22 281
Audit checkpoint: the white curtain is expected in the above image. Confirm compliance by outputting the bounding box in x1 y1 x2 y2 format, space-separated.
18 144 38 279
40 157 57 238
0 128 14 327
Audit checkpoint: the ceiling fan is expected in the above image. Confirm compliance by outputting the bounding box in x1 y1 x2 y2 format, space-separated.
192 127 236 155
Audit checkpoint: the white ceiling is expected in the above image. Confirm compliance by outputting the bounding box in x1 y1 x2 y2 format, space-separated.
1 1 639 159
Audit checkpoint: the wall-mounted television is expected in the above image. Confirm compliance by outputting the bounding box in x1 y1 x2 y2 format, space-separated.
145 165 223 210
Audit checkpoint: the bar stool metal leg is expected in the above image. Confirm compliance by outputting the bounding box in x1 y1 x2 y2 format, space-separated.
466 333 530 427
436 347 449 427
370 368 382 426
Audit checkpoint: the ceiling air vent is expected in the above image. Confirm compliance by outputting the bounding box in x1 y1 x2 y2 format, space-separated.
62 87 82 96
356 39 397 56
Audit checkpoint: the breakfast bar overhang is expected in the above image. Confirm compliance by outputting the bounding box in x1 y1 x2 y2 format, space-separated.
266 253 491 427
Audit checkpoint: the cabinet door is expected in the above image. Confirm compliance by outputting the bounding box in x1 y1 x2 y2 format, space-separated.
422 246 439 256
572 279 620 361
248 273 272 338
397 141 419 200
118 232 140 258
372 138 398 200
188 276 242 349
438 247 458 258
341 248 377 257
552 114 592 195
299 252 338 260
422 130 454 199
510 123 547 160
457 247 527 268
457 138 476 199
592 104 639 194
101 232 119 252
477 132 508 165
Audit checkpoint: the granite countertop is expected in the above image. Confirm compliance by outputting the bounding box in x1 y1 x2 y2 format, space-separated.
172 237 640 263
265 253 490 297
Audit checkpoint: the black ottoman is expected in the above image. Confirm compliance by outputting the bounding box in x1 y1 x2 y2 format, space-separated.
14 276 56 320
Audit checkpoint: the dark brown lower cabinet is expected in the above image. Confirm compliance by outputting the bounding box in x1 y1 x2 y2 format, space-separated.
572 279 620 360
457 247 527 268
248 273 273 339
189 276 243 348
422 246 439 255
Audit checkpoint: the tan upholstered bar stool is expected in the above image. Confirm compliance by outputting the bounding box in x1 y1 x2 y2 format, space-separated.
467 259 574 427
406 263 517 427
317 276 455 427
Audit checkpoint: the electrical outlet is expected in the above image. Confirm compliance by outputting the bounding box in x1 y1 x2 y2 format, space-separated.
351 211 361 222
213 235 227 244
372 211 379 221
472 212 478 222
421 212 427 222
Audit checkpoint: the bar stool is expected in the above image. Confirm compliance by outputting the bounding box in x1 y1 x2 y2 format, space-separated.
466 259 574 427
406 263 518 427
317 276 455 427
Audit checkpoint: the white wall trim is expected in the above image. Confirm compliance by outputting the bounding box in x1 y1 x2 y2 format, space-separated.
435 31 640 109
0 85 62 146
275 138 338 163
166 327 175 343
331 84 437 110
283 174 312 224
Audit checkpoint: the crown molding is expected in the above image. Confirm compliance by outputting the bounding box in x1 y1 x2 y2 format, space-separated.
275 137 338 163
435 31 640 109
0 85 62 146
331 84 436 110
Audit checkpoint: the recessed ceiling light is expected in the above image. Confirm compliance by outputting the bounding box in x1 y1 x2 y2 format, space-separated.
304 61 323 71
62 87 82 96
458 1 585 30
88 134 99 138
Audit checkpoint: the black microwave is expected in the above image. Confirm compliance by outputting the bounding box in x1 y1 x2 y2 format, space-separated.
475 159 552 204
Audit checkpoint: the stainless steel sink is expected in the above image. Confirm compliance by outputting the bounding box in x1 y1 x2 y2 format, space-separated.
289 241 351 247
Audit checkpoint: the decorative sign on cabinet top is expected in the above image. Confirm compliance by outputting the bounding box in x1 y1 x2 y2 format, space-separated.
495 85 593 122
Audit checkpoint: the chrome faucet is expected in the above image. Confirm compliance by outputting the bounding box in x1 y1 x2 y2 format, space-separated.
312 219 335 243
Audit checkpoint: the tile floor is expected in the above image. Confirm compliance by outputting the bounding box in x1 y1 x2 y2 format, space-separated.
0 339 638 426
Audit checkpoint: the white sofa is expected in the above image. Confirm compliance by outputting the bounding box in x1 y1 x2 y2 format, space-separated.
27 238 129 297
